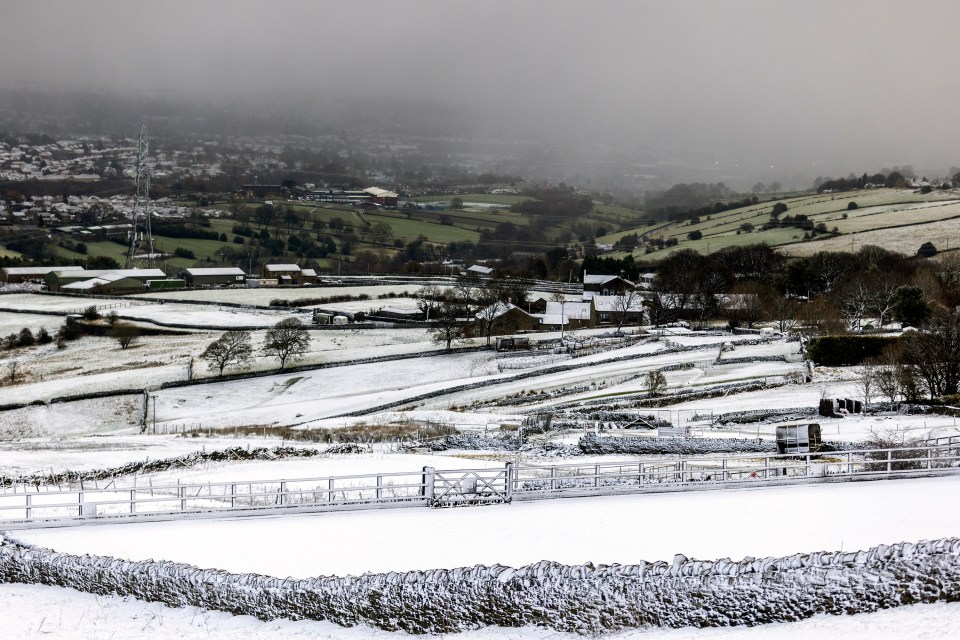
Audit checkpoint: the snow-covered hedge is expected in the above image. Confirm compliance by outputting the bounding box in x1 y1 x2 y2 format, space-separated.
2 534 958 634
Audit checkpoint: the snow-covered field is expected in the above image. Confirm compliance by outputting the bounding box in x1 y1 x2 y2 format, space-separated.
18 476 960 577
133 284 422 306
3 290 960 637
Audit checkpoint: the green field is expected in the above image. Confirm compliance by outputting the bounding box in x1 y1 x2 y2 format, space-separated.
600 188 960 260
411 193 532 206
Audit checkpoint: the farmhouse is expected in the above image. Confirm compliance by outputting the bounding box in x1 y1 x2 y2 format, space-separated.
592 295 646 327
582 271 635 298
473 302 540 335
178 267 247 287
538 300 596 330
261 264 304 285
1 265 83 284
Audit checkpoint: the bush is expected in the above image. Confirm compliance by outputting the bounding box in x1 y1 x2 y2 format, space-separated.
36 327 52 344
16 328 35 347
82 306 100 321
174 247 196 259
687 230 703 241
847 201 858 210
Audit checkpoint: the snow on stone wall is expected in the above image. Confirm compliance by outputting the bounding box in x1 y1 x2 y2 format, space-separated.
1 534 958 634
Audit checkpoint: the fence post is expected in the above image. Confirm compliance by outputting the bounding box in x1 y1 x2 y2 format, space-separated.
422 466 435 505
231 483 237 508
280 481 287 506
328 478 335 503
504 462 513 500
638 462 644 485
130 490 136 514
376 475 382 501
78 491 84 517
550 466 557 491
886 449 892 473
179 481 186 511
25 494 31 520
594 464 600 488
721 458 728 481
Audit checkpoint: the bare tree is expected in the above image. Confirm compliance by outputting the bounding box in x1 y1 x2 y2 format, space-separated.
415 284 441 320
645 369 667 396
611 288 642 332
201 330 253 376
901 308 960 399
765 293 801 333
111 323 140 349
475 279 509 346
868 277 902 329
7 360 20 384
855 359 877 413
263 318 311 369
840 279 871 332
431 290 467 350
454 274 482 317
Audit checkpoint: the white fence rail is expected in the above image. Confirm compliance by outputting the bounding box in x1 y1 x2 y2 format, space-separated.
2 445 959 528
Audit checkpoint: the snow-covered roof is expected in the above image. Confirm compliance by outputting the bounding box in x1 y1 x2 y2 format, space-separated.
474 302 525 321
583 273 620 285
592 295 645 312
301 269 317 277
545 301 592 318
3 265 83 276
363 186 398 198
52 268 166 279
264 264 301 272
182 267 246 276
61 278 110 290
466 265 494 275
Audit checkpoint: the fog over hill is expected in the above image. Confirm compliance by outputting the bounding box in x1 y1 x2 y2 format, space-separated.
2 0 959 189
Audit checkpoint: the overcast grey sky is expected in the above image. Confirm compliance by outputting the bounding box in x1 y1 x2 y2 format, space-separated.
3 0 959 172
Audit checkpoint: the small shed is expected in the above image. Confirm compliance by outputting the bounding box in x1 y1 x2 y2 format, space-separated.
776 423 822 455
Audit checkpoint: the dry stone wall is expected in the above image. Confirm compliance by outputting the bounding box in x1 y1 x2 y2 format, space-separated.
2 534 958 634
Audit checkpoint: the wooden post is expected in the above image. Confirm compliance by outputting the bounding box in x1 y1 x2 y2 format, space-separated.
886 450 892 473
328 478 335 503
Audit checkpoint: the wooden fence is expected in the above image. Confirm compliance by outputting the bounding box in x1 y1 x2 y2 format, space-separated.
2 444 958 528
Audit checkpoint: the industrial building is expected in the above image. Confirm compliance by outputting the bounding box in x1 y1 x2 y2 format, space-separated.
178 267 247 287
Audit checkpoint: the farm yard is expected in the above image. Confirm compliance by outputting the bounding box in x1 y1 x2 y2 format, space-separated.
2 281 960 638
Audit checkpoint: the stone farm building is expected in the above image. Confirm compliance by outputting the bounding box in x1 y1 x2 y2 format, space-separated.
1 265 83 284
582 271 635 298
260 264 317 286
473 302 540 335
178 267 247 287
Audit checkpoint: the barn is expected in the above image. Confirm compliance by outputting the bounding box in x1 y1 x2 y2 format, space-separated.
178 267 247 287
